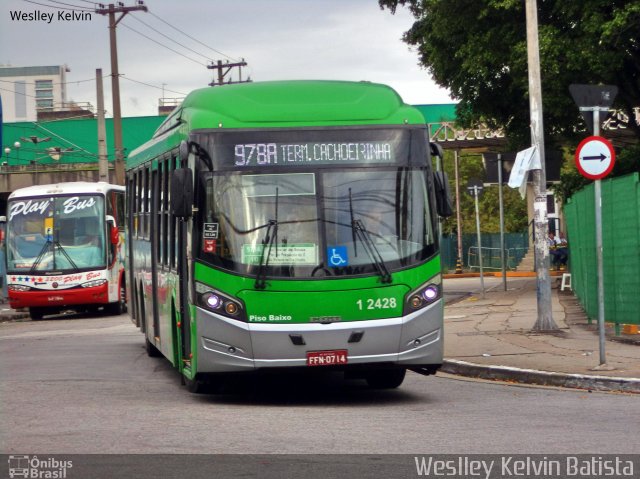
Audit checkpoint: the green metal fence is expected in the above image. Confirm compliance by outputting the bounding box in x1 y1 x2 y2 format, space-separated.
564 173 640 325
440 233 529 272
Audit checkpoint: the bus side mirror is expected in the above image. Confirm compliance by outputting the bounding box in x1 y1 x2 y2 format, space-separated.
430 142 444 160
171 168 194 218
106 215 119 245
110 226 119 245
433 171 454 218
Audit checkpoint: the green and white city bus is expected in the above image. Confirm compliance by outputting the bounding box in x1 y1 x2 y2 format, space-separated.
126 80 452 392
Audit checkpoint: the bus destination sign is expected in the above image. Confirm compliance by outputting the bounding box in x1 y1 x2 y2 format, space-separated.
233 141 395 167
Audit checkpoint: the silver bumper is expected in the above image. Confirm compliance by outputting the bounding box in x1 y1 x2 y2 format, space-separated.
195 299 443 373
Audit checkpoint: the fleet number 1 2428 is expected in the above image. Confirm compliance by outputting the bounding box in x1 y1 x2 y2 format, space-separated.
356 298 397 310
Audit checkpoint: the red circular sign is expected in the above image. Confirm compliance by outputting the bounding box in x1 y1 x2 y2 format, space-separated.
575 136 616 180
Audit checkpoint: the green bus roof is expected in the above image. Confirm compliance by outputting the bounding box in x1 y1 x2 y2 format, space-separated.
174 80 427 131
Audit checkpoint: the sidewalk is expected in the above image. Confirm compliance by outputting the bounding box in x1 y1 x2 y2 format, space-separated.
0 301 29 322
442 275 640 393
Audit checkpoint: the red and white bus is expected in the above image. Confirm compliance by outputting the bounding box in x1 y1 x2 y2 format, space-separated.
5 182 126 320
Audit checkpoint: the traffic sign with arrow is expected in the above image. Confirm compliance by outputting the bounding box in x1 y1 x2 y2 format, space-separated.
575 136 615 180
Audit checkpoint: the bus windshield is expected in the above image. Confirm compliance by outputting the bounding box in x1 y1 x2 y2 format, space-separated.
6 195 106 273
195 129 437 279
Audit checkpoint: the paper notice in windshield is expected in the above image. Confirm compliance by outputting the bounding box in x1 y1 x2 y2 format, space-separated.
242 243 317 265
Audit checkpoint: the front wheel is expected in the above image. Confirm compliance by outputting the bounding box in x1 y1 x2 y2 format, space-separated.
106 281 127 315
365 368 406 389
29 307 48 321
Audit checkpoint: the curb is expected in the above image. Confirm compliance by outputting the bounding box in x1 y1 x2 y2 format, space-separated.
443 271 565 279
441 359 640 394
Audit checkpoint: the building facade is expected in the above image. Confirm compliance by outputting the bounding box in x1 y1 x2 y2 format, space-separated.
0 65 69 122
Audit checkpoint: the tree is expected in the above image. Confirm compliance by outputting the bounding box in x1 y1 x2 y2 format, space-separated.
380 0 640 148
439 152 528 235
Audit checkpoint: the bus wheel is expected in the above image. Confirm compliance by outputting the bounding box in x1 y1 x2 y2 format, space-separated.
365 368 406 389
107 282 127 315
184 374 210 394
29 307 47 321
145 337 162 357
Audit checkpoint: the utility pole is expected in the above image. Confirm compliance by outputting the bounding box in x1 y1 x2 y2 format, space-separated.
96 2 148 185
208 59 251 86
525 0 557 330
96 68 109 182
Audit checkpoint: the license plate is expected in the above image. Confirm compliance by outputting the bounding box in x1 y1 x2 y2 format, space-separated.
306 349 348 367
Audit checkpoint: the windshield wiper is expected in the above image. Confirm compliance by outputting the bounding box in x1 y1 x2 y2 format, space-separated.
348 188 392 284
254 187 279 290
254 219 278 290
29 237 80 274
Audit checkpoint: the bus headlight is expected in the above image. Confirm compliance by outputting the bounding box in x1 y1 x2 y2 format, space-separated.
8 284 31 292
196 283 246 321
404 276 442 315
81 279 108 288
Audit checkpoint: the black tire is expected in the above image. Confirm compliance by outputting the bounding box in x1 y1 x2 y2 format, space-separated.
145 337 162 357
29 307 47 321
106 281 127 315
365 368 406 389
184 374 210 394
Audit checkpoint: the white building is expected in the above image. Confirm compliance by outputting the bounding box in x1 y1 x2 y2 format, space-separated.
0 65 69 122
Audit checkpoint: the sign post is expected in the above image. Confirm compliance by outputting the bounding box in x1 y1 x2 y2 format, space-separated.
571 84 617 368
467 178 485 299
575 134 615 368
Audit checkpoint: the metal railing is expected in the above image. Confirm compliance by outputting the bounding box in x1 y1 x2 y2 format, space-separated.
467 246 529 271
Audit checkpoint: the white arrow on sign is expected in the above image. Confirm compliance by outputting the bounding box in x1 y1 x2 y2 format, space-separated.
575 136 615 180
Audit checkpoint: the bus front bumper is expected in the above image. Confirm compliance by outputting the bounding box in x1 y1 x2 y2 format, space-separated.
194 299 443 373
8 283 109 309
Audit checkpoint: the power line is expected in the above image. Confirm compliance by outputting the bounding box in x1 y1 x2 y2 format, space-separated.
148 11 240 62
0 77 96 87
120 22 208 67
119 75 187 96
127 14 216 63
21 0 91 11
42 0 94 10
0 86 38 99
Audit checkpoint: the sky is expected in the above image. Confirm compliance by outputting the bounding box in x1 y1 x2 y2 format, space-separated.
0 0 454 118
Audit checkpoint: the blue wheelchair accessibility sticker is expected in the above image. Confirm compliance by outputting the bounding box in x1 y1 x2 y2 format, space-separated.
327 246 349 267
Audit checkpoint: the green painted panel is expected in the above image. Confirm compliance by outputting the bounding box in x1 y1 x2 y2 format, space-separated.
2 116 164 166
239 285 408 324
193 257 442 324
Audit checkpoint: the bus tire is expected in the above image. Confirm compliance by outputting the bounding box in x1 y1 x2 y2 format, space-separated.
29 307 47 321
106 280 127 315
184 374 210 394
365 368 406 389
145 337 162 357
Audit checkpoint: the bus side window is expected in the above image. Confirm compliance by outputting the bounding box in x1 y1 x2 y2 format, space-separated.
116 191 124 228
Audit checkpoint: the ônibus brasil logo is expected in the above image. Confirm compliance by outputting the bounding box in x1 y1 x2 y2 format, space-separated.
7 455 73 478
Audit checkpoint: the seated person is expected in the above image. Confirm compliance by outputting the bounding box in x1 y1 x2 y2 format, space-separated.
548 232 560 270
555 232 568 270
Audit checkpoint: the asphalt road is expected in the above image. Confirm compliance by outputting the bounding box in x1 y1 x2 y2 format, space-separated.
1 312 638 458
